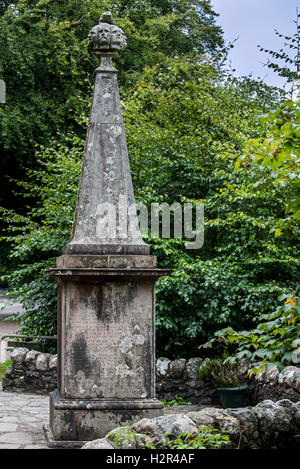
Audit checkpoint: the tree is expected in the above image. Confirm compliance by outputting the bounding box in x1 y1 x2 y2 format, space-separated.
258 11 300 86
237 98 300 223
0 0 224 210
251 13 300 221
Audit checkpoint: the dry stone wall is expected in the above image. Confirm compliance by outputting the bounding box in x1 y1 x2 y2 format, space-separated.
2 348 57 394
156 357 220 405
82 399 300 449
2 350 300 405
156 357 300 405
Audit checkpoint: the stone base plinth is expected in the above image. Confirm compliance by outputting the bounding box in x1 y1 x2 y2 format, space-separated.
49 389 163 444
46 256 170 445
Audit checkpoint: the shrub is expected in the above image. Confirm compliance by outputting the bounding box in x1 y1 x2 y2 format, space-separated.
202 292 300 372
198 358 245 388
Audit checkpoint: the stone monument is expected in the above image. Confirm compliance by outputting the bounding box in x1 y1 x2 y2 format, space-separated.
45 12 169 447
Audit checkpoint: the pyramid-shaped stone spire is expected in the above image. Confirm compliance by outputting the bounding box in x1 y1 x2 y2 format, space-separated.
63 12 149 255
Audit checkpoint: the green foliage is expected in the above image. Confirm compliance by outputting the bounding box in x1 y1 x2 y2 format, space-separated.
0 133 83 342
204 293 300 371
107 426 137 449
161 395 192 407
0 359 12 381
109 425 230 449
122 56 297 357
198 358 244 388
162 427 230 449
237 99 300 221
0 0 94 182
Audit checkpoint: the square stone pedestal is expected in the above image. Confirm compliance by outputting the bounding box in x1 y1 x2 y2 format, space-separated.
46 255 169 447
47 389 163 447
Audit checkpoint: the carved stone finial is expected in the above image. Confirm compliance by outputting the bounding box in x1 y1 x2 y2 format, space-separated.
100 11 114 24
88 11 127 54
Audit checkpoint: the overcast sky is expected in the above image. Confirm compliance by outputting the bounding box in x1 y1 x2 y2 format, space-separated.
211 0 299 89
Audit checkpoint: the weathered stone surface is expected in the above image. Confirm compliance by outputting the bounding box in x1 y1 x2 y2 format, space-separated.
25 350 39 363
36 354 50 371
187 407 241 439
278 366 300 386
169 359 186 379
81 438 114 449
62 12 148 257
56 255 157 269
264 365 280 385
155 356 219 405
249 364 300 404
131 414 198 445
87 11 127 54
49 355 57 371
276 399 300 427
253 400 293 433
59 280 156 399
186 358 203 380
4 365 13 376
226 407 260 446
156 358 171 378
10 348 28 364
49 389 163 441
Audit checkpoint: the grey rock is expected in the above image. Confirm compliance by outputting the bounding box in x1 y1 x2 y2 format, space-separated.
276 399 300 413
278 366 300 387
81 438 114 449
226 407 259 446
156 358 171 378
253 400 293 436
36 354 49 371
25 350 39 363
131 414 198 445
169 359 186 379
49 355 57 370
237 358 250 376
264 365 280 385
186 358 203 380
11 348 29 364
187 407 240 439
255 367 267 383
276 400 300 427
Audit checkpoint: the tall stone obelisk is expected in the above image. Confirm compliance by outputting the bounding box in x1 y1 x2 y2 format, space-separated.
45 12 169 447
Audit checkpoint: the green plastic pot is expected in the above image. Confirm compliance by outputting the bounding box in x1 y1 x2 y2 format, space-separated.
217 385 248 409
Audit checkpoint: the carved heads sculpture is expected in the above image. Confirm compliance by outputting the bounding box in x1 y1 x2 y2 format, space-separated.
88 25 100 51
98 22 111 49
88 12 127 53
110 25 127 50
